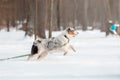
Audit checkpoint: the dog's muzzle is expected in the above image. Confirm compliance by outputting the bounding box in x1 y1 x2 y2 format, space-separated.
74 31 79 35
73 31 79 37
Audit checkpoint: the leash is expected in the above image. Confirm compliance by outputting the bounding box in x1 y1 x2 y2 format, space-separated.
0 54 30 61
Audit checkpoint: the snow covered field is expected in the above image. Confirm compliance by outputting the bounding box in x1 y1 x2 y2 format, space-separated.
0 29 120 80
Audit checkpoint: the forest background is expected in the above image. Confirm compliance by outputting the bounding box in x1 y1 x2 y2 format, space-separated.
0 0 120 38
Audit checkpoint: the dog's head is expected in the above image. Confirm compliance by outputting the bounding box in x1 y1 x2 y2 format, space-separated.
65 27 79 37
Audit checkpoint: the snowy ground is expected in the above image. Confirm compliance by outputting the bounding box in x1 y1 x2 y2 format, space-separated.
0 29 120 80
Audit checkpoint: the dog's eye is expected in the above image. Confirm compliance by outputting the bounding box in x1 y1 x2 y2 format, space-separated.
67 27 75 32
68 30 74 32
67 28 71 32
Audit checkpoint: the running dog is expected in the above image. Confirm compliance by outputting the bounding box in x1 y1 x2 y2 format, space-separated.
28 27 79 61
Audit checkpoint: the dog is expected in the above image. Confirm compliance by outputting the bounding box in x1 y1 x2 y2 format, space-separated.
27 27 79 61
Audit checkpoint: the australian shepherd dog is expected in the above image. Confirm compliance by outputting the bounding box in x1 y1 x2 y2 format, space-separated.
28 27 78 61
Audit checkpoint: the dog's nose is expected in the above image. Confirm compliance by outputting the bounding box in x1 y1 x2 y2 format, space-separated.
75 32 79 35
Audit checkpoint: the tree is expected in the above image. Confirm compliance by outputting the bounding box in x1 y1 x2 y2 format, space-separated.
37 0 46 38
49 0 54 38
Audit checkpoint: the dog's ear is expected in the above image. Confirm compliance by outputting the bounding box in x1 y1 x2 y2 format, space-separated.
67 27 71 32
66 27 74 32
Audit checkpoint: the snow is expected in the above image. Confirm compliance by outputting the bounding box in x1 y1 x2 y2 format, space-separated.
0 29 120 80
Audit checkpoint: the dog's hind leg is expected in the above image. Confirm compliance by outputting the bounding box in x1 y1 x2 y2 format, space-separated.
37 51 48 61
27 54 34 60
27 54 37 60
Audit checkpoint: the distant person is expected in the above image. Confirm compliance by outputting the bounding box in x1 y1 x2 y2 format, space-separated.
105 20 120 36
109 23 117 35
105 20 114 36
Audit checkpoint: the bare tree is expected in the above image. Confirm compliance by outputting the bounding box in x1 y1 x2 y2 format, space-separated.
37 0 46 38
49 0 54 38
1 0 120 37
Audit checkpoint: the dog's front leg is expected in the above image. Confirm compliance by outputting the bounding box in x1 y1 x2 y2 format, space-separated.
37 51 48 61
69 45 76 52
63 51 68 56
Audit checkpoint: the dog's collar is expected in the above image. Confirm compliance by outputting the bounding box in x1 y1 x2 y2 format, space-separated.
64 35 70 45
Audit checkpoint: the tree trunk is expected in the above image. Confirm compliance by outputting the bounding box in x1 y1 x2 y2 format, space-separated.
81 0 88 30
49 0 54 38
56 0 60 30
37 0 46 39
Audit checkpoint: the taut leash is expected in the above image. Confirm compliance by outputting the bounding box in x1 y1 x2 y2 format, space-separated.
0 54 30 61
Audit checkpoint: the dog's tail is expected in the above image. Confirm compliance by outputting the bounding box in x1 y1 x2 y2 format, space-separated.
31 44 38 55
31 39 42 55
27 42 40 60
